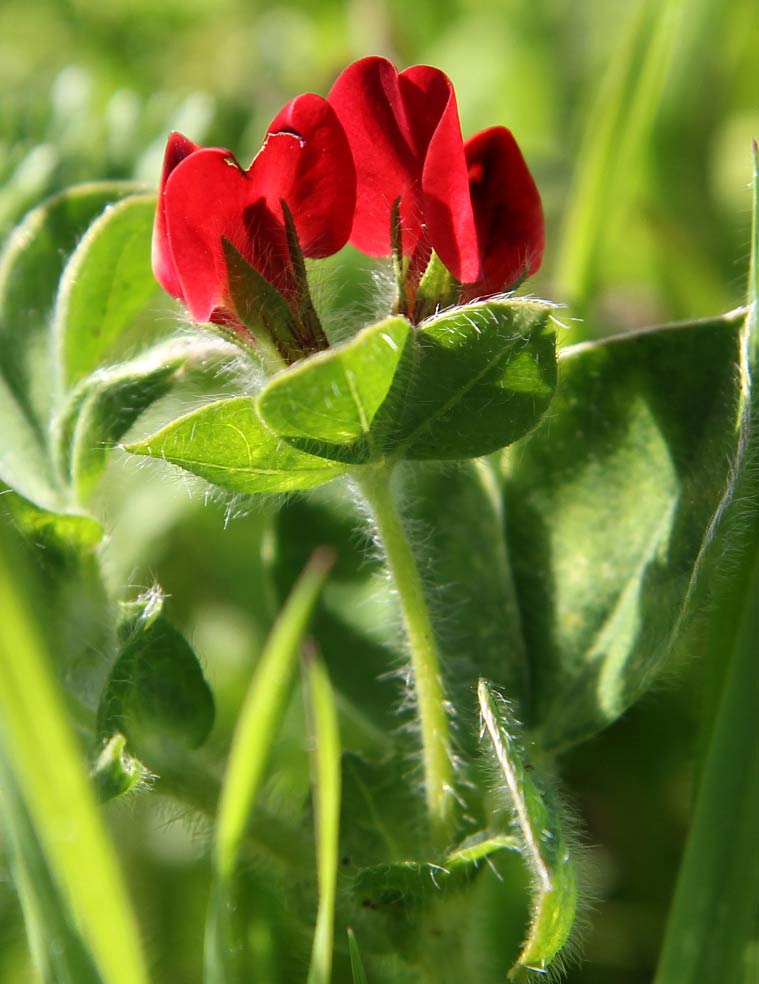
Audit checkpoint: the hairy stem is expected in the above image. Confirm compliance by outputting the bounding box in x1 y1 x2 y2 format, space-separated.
357 465 455 848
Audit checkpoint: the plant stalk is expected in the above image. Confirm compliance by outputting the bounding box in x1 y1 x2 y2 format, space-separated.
357 465 455 848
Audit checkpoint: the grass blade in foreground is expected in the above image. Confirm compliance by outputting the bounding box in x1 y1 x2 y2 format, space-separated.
478 679 578 981
0 520 150 984
304 650 341 984
205 549 333 982
653 139 759 984
347 928 369 984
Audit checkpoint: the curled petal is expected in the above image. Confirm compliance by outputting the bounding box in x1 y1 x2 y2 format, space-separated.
262 93 356 257
329 57 474 260
152 131 204 300
463 127 544 298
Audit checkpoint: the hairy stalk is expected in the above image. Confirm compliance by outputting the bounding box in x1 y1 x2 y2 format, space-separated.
357 465 455 848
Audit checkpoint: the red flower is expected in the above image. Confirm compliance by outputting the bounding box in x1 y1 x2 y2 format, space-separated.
152 95 356 331
328 56 544 299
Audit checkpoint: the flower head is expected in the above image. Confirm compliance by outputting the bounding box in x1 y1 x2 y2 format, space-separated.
152 95 356 346
328 57 544 303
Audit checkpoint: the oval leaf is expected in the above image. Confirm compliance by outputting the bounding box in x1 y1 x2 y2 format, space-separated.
126 396 347 493
97 589 214 759
53 193 163 390
504 312 745 748
257 315 411 463
0 182 141 430
377 299 556 460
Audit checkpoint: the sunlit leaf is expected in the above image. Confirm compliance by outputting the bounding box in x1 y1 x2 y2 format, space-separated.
478 679 578 981
126 396 347 493
53 193 161 389
504 311 745 747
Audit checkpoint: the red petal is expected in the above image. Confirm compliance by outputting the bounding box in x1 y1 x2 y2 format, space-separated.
162 147 284 323
152 132 203 300
463 127 544 298
261 94 356 258
328 57 460 257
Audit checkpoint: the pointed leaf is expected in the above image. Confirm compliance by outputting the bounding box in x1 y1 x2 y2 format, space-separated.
0 182 140 429
257 315 411 463
97 587 214 761
379 299 556 460
56 339 198 500
54 193 163 389
504 311 745 747
0 518 151 984
126 396 347 493
478 680 578 981
0 373 62 510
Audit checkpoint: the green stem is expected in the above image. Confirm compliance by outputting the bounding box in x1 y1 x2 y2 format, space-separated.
357 465 455 848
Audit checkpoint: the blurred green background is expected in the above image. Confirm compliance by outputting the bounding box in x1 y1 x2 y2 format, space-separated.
1 0 757 981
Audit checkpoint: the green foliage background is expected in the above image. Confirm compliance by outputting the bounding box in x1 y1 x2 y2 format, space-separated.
1 0 757 982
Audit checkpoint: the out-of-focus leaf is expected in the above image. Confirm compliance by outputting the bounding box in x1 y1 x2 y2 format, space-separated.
126 396 347 493
504 311 745 748
478 680 578 981
347 928 369 984
305 652 341 984
54 338 198 500
0 516 151 984
0 757 102 984
53 194 161 390
96 586 214 761
0 372 62 511
0 182 140 430
257 315 411 463
90 733 148 803
205 550 332 984
654 135 759 984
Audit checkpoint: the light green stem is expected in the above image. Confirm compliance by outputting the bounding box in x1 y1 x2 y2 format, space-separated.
357 466 455 847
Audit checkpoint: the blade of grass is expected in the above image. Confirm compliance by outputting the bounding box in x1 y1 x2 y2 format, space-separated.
304 648 342 984
654 139 759 984
0 520 150 984
347 928 369 984
204 548 333 983
554 0 684 322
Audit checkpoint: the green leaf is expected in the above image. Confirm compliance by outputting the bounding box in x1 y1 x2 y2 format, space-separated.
97 586 214 761
654 135 759 984
347 928 369 984
399 460 530 720
305 653 342 984
257 315 411 463
376 300 556 460
0 182 141 431
0 758 103 984
2 484 103 556
205 550 332 983
90 733 148 803
126 396 347 493
53 193 162 390
0 372 62 510
55 338 197 500
478 680 578 981
504 311 745 747
0 516 151 984
223 238 301 366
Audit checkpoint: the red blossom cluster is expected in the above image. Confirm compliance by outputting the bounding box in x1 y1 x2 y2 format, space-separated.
152 57 544 349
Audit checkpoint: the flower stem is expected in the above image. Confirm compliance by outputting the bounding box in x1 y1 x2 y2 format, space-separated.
357 465 455 848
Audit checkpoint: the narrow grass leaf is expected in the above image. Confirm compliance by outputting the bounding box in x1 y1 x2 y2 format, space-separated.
653 134 759 984
347 928 369 984
0 519 150 984
205 550 333 982
305 652 342 984
478 679 578 981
